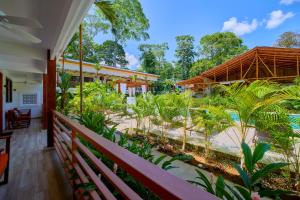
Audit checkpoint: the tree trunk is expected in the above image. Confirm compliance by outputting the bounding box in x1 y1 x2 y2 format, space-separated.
204 132 209 158
182 126 187 151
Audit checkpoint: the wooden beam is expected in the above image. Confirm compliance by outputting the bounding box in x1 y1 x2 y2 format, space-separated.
79 24 83 116
256 52 259 80
47 49 56 147
242 56 256 79
257 55 274 77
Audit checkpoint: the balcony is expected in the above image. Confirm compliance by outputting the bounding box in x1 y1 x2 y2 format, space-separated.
0 119 72 199
51 111 217 199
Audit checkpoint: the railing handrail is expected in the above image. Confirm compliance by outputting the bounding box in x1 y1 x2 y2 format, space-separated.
53 110 217 200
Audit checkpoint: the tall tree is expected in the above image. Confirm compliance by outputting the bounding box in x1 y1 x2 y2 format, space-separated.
200 32 247 66
139 50 157 74
98 40 128 67
139 43 169 75
275 31 300 48
175 35 196 80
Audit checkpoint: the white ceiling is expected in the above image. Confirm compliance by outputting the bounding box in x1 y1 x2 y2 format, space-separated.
0 0 93 74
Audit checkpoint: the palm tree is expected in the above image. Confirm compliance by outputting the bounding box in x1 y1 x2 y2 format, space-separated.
153 93 180 144
176 90 193 151
93 63 102 80
191 105 233 158
220 80 286 165
57 71 72 115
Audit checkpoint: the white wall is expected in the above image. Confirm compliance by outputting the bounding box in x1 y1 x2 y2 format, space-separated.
2 72 43 125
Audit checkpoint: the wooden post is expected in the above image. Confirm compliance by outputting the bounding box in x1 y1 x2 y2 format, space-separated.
297 56 299 76
274 55 277 77
42 74 47 129
256 52 259 80
47 49 56 147
0 73 2 131
118 82 121 93
79 24 83 116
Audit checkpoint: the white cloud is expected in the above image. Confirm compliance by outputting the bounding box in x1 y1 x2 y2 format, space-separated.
125 53 140 70
222 17 258 36
280 0 299 5
266 10 294 29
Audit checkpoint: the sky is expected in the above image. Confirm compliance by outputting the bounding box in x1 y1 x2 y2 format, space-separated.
94 0 300 70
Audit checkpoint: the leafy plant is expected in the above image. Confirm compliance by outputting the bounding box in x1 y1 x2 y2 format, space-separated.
219 80 286 166
191 105 233 158
188 169 234 200
232 142 289 200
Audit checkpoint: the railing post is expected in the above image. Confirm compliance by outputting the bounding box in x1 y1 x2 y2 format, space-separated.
71 128 77 197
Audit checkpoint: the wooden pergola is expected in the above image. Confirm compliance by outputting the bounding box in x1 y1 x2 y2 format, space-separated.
177 47 300 89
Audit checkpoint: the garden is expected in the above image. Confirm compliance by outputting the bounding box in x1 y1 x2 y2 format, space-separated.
57 70 300 200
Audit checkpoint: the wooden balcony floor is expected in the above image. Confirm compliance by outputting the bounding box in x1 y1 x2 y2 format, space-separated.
0 119 72 200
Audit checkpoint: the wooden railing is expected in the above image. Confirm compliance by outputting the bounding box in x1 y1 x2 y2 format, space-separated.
53 110 217 200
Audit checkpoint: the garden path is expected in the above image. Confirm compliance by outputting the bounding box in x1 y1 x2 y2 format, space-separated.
109 113 285 164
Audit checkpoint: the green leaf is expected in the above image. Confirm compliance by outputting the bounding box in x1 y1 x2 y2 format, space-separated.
194 169 215 194
226 184 244 200
241 142 253 173
252 143 270 165
252 163 288 184
232 163 251 189
215 176 234 199
187 180 207 189
234 185 251 200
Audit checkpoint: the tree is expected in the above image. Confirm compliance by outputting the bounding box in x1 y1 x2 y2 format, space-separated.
57 71 72 115
191 105 233 158
65 0 117 63
65 26 99 63
95 0 150 67
175 35 196 80
220 81 287 166
275 31 300 48
199 32 247 66
158 62 174 80
177 90 193 151
108 0 150 43
139 43 170 75
190 58 214 78
139 49 157 74
93 63 103 80
98 40 128 67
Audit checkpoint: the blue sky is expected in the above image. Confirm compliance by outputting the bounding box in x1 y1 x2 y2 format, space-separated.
94 0 300 70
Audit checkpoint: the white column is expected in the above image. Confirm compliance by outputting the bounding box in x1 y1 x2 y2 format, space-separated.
120 83 127 95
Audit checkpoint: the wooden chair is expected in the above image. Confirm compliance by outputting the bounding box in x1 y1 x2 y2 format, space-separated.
0 131 12 185
6 109 31 129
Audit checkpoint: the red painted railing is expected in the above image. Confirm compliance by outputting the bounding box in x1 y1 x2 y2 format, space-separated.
53 110 217 200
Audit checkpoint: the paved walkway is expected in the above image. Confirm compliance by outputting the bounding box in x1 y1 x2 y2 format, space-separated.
109 113 286 164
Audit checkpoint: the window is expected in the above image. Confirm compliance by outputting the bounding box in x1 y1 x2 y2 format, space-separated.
23 94 37 105
6 78 13 103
